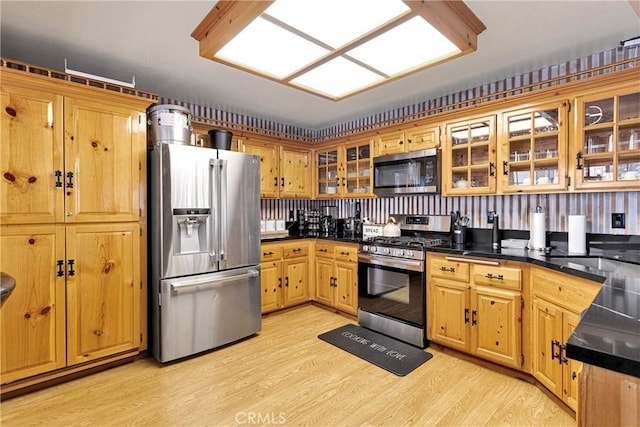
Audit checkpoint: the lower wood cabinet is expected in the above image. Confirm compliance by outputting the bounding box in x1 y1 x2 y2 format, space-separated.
314 241 358 315
260 241 310 313
428 253 523 369
0 223 141 385
530 266 601 411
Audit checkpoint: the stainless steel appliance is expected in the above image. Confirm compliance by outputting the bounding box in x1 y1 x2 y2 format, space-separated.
358 214 450 348
149 142 261 363
373 149 440 196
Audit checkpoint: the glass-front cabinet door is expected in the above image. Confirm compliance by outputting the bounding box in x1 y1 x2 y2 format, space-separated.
316 149 339 197
443 115 496 195
342 140 372 196
500 102 568 192
574 85 640 190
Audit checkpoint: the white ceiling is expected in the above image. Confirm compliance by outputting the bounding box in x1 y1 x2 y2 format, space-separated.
1 1 639 130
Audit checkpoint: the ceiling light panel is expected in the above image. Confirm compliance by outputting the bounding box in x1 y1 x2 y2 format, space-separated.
291 57 385 98
347 16 461 76
215 17 328 78
265 0 410 48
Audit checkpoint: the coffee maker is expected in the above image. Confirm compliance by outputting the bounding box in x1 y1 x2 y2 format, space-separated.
342 201 362 238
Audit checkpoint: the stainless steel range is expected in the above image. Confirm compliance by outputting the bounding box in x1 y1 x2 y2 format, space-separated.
357 215 451 348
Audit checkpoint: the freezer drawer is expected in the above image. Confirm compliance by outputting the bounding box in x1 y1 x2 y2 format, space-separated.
155 266 261 363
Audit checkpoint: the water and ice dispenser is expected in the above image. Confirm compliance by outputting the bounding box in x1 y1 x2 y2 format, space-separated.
173 208 210 255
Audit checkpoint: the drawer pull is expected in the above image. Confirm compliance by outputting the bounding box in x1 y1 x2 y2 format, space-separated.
485 273 504 280
440 266 456 273
263 251 274 256
340 251 350 256
293 248 302 253
320 248 328 252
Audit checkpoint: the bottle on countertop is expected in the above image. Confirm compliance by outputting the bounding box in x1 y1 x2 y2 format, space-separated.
492 214 501 249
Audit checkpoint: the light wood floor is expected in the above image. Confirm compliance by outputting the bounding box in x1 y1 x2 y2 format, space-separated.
1 305 574 426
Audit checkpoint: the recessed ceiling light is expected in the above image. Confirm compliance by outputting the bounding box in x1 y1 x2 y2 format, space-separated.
192 0 486 101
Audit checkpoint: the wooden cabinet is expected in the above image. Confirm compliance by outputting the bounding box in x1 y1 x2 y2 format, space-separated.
260 241 310 313
374 124 439 156
530 266 601 411
499 101 569 193
239 136 312 199
573 83 640 190
442 115 497 195
428 254 523 369
314 241 358 314
0 225 66 384
315 137 372 198
0 66 150 391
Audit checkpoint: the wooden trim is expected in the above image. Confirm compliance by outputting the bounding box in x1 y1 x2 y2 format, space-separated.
0 350 138 399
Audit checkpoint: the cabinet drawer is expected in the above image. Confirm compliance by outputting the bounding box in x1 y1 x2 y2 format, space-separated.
429 258 470 282
283 243 308 258
473 265 522 290
315 242 334 257
261 245 283 262
531 267 601 312
335 245 357 263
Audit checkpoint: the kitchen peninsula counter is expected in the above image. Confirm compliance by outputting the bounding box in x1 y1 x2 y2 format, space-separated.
427 242 640 378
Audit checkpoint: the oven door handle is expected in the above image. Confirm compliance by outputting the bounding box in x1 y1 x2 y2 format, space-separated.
358 254 424 272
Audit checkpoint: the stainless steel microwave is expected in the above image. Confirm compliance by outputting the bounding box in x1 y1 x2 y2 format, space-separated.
372 148 440 196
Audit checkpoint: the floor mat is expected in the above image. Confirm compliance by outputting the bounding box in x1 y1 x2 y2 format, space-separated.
318 324 433 376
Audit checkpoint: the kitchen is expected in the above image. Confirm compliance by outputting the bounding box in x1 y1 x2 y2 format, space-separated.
1 1 639 426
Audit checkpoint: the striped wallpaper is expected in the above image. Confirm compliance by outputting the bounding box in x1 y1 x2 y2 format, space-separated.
261 192 639 236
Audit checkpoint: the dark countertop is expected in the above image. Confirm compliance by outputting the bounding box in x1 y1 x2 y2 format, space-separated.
262 234 640 378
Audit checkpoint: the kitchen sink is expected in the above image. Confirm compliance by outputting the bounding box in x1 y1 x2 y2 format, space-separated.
548 257 640 277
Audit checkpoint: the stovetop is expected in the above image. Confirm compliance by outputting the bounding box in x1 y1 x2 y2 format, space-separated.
359 236 449 261
363 236 448 248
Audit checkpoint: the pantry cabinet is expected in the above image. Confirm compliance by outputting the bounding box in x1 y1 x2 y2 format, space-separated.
239 136 312 198
573 83 640 190
428 254 523 369
530 266 601 411
0 65 151 391
315 137 372 198
260 241 310 313
314 241 358 314
374 124 439 156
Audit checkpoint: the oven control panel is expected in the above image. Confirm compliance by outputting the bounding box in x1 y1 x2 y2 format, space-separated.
360 244 424 261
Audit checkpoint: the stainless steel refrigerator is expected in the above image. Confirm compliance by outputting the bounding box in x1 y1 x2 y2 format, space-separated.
149 143 261 363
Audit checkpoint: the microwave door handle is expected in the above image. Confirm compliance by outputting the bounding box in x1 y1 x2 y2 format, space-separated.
219 159 228 262
209 158 220 265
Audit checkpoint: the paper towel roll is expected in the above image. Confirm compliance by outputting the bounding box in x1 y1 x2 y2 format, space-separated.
530 212 546 250
568 215 587 255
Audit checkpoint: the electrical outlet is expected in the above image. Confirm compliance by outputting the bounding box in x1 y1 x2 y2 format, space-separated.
488 211 496 224
612 213 625 229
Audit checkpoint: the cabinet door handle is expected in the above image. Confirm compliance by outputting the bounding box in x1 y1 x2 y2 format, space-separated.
66 171 74 188
398 140 403 145
407 139 412 144
273 176 278 187
571 371 577 380
67 259 75 276
551 340 563 362
281 177 285 187
55 170 63 188
489 162 495 177
561 343 568 365
484 273 504 280
464 308 470 324
576 152 583 170
57 260 65 277
285 276 289 287
278 277 282 288
471 310 477 326
502 161 509 176
342 177 346 186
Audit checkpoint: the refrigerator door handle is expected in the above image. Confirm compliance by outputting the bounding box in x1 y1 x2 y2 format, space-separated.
219 158 228 261
209 158 221 264
169 269 260 295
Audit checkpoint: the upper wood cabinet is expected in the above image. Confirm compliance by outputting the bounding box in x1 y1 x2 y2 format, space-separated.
315 137 372 198
374 124 439 156
499 101 569 193
239 136 311 199
443 115 497 195
1 83 146 224
573 83 640 190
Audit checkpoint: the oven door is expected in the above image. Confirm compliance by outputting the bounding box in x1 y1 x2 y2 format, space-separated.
357 253 425 327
